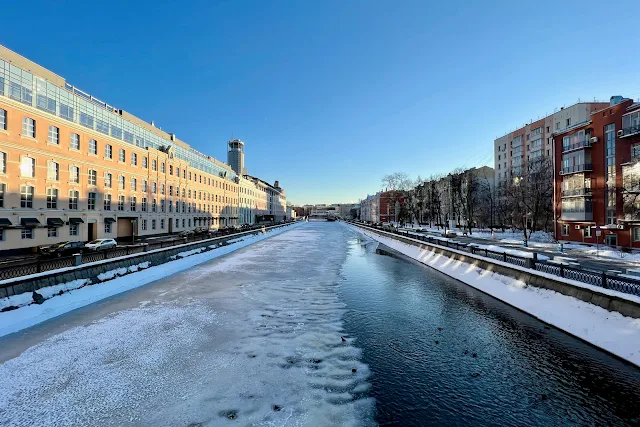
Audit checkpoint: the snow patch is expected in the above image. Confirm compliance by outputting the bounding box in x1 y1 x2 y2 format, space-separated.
1 279 90 310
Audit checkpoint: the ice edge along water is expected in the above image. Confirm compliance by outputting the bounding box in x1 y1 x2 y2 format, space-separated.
347 224 640 368
0 223 303 338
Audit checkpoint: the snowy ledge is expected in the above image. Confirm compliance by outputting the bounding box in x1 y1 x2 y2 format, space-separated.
0 222 303 338
347 224 640 368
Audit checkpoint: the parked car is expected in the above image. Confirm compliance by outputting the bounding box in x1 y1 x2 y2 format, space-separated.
208 227 220 235
178 230 194 237
193 227 207 234
39 241 87 258
240 224 252 231
84 239 118 251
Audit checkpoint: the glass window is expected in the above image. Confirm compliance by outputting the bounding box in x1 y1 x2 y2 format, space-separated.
118 195 125 211
21 228 33 239
22 117 35 138
131 152 137 166
142 180 148 192
70 133 80 150
111 126 122 139
119 148 125 162
161 219 165 229
21 157 35 177
104 194 111 210
161 199 165 212
80 112 94 129
161 184 165 195
69 190 79 209
48 227 58 238
124 131 134 144
37 94 56 114
10 81 33 106
0 109 6 130
152 219 156 230
169 165 173 175
96 119 109 135
152 182 157 193
69 224 78 236
70 166 80 183
47 161 59 180
20 185 34 208
46 188 58 209
0 183 5 207
89 139 97 155
142 219 147 231
152 199 157 212
161 162 165 173
88 169 97 186
105 144 112 159
130 177 137 191
142 157 148 168
152 159 157 171
119 175 125 190
104 172 112 188
130 196 137 211
88 192 97 210
633 227 640 242
142 197 147 212
60 104 74 121
0 152 5 174
105 222 112 233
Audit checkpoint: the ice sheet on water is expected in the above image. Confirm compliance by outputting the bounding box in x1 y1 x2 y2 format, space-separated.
0 223 375 427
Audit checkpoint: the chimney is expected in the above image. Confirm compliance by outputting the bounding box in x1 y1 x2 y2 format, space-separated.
151 120 155 127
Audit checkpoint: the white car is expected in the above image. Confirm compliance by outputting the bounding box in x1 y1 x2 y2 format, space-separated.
84 238 117 251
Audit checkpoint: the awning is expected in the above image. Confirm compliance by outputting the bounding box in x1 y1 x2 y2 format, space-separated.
47 218 64 227
21 218 41 227
104 217 116 223
69 217 84 225
0 218 12 228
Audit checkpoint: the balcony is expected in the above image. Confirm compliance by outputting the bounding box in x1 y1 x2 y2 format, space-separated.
620 124 640 138
562 139 592 153
561 164 592 175
561 187 593 197
560 210 593 221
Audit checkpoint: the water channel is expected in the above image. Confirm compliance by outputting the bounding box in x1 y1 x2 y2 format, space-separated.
0 222 639 426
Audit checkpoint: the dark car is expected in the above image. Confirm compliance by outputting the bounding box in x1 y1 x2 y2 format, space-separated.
39 241 86 258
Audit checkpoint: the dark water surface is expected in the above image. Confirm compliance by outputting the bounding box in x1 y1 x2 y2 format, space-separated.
339 228 640 426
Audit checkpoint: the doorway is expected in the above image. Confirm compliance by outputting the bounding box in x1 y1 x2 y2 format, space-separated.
168 217 173 234
87 222 97 241
605 234 617 247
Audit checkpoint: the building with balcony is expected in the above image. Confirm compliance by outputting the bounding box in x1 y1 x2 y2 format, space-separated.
553 97 640 248
0 45 285 252
494 101 608 185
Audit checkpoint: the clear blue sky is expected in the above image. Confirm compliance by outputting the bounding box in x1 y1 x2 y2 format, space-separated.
2 0 639 205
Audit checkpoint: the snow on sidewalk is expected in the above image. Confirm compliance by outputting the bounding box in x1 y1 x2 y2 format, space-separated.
349 224 640 368
0 223 301 338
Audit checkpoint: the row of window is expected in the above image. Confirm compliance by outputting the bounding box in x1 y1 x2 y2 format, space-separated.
560 225 640 242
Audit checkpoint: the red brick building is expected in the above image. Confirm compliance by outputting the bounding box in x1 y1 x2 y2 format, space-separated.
553 97 640 248
379 191 406 223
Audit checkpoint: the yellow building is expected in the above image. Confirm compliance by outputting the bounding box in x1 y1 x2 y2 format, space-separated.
0 45 285 252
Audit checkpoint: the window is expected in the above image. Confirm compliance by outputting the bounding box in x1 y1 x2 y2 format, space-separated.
161 199 165 212
169 185 173 195
182 188 186 197
161 219 165 229
70 166 80 183
131 152 137 166
142 157 148 168
189 172 192 180
152 182 157 193
633 227 640 242
21 157 35 177
182 202 186 213
176 167 180 177
555 122 560 130
566 118 571 127
152 159 157 171
46 188 58 209
104 172 112 188
183 170 186 179
142 197 147 212
130 177 137 191
161 184 165 195
96 119 109 135
182 219 185 228
119 148 125 162
169 200 173 212
561 224 569 236
21 228 33 239
60 104 74 121
0 109 6 130
152 199 157 212
89 139 97 155
152 219 156 230
69 190 79 209
22 117 35 138
118 195 125 211
69 224 78 236
142 219 147 231
188 219 191 227
169 165 173 175
175 218 179 228
118 175 125 190
0 183 4 207
104 194 112 210
105 144 113 159
584 227 592 238
142 180 148 192
48 227 58 238
80 112 94 128
48 126 59 144
130 196 137 211
104 222 112 233
47 161 59 181
70 133 80 150
21 185 34 208
88 192 97 210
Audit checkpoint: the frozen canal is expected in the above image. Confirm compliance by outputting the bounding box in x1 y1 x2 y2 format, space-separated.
1 223 640 426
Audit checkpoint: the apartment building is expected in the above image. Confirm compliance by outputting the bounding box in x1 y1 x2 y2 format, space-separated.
494 101 608 184
0 45 285 251
553 97 640 248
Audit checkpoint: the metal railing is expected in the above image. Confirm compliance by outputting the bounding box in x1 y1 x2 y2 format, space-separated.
561 188 593 197
561 164 593 175
0 223 293 282
349 221 640 297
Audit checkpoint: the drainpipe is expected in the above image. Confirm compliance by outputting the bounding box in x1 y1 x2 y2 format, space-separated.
552 135 558 240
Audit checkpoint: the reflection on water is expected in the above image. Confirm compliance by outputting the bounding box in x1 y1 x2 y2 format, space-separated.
340 232 640 426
